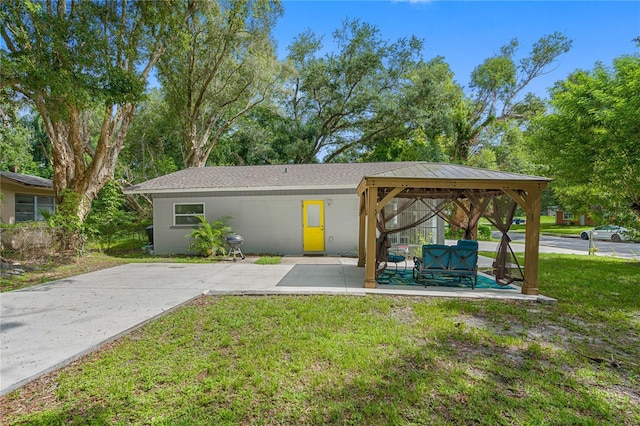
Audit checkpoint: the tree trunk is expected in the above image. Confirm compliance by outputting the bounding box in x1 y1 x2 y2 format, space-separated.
40 100 137 222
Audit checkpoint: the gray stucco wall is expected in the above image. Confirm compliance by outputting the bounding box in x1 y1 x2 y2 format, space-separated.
151 191 360 256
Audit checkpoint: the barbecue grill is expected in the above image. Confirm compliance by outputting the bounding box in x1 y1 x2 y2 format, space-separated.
226 234 245 261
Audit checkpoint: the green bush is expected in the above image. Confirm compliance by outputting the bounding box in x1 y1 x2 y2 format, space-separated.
254 256 282 264
187 216 232 257
445 224 491 241
444 226 464 240
477 224 492 241
410 231 434 258
84 180 151 251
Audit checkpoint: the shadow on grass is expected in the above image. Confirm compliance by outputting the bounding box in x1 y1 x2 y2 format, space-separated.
7 295 638 425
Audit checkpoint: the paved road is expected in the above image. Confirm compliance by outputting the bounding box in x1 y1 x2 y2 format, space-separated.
492 231 640 259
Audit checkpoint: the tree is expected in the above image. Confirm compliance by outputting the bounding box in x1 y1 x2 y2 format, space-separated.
208 106 295 166
0 90 39 174
214 21 462 166
278 20 455 164
450 33 572 163
531 54 640 229
85 179 137 250
358 58 462 163
118 89 182 182
1 0 180 221
157 0 283 168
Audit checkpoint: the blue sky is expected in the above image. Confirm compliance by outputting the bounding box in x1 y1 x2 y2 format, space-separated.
273 1 640 97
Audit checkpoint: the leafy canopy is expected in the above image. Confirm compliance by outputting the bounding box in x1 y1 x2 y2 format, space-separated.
531 53 640 229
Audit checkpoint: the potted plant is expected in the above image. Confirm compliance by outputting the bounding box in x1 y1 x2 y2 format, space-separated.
187 216 232 257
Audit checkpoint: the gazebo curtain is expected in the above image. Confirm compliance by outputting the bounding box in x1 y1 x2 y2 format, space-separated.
375 198 446 274
371 189 524 284
428 192 490 241
483 196 524 285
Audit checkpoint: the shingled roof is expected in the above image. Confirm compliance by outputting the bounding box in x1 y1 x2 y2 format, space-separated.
0 171 53 188
124 162 550 194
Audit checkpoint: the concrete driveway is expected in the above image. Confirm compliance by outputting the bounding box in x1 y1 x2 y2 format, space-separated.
1 258 544 396
1 262 292 396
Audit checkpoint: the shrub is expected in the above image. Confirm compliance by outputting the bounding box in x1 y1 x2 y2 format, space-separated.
0 222 57 262
477 224 492 241
255 256 282 264
85 180 140 251
46 189 88 254
445 226 464 240
187 216 232 257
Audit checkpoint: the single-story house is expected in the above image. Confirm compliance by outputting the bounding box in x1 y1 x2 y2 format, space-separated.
126 162 551 294
0 171 55 224
555 210 595 226
123 162 445 256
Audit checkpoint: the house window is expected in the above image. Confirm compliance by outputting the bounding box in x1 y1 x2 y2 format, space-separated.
15 194 55 222
562 211 572 221
173 203 204 226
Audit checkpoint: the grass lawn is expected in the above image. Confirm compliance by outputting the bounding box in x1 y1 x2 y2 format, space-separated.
1 255 639 425
479 215 593 236
512 216 592 236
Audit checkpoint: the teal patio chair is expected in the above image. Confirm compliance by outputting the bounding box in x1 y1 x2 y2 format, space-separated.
450 240 479 289
377 237 407 275
413 244 450 282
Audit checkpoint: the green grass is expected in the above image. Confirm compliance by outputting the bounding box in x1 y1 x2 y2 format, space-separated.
512 224 592 236
254 256 282 265
481 215 592 236
2 255 638 425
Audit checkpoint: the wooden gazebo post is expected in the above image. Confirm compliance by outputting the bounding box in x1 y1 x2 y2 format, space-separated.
357 192 366 268
364 186 378 288
503 188 544 295
522 190 543 295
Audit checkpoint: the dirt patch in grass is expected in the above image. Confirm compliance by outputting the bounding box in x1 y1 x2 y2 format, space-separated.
390 305 416 325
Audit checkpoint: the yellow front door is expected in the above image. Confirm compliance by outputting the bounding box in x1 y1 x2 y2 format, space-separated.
303 200 325 252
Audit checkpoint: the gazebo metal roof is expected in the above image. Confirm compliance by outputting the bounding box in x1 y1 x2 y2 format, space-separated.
368 163 550 182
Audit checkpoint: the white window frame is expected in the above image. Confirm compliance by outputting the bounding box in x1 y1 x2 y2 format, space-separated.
562 211 572 221
173 203 205 226
15 194 55 222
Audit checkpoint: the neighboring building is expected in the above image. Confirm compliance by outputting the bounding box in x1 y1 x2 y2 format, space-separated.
0 171 55 224
555 210 595 226
124 163 444 256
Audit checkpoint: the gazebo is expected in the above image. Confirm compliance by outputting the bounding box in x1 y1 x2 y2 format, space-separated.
356 163 551 295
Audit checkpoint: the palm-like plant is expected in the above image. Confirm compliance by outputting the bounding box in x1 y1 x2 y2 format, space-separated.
187 216 232 257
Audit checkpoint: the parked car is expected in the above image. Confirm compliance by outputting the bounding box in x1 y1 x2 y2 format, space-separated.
580 225 631 242
512 218 526 225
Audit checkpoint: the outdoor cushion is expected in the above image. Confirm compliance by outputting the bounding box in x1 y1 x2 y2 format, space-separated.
456 239 479 250
421 244 450 270
387 253 406 263
449 247 478 271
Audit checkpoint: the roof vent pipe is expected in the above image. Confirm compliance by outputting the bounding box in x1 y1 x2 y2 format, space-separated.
284 167 288 173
